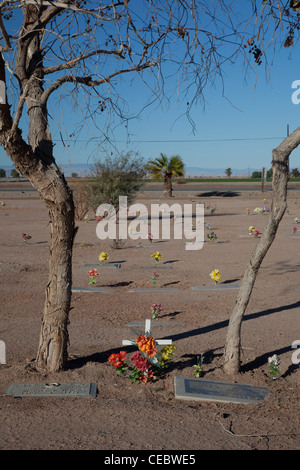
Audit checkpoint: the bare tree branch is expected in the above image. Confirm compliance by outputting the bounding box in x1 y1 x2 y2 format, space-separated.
41 58 158 104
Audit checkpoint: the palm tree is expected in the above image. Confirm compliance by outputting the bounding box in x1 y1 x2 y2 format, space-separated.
146 154 185 197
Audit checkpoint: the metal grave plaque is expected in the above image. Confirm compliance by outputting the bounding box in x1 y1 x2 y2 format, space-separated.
192 285 240 291
81 263 121 268
72 286 111 293
6 382 98 398
139 266 173 270
129 288 179 293
174 376 269 404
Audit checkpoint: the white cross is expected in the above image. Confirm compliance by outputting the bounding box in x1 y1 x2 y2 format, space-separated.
122 319 172 346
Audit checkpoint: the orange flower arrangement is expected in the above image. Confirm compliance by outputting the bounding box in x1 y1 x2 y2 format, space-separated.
136 334 157 357
108 351 127 369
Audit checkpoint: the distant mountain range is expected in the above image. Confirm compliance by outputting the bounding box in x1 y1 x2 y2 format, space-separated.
0 162 261 178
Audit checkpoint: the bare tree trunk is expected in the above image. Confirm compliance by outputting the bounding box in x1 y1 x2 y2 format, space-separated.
36 174 75 371
0 26 76 371
223 127 300 375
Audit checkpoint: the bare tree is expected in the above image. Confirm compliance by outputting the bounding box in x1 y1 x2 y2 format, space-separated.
224 127 300 375
0 0 254 372
222 1 300 375
0 0 299 374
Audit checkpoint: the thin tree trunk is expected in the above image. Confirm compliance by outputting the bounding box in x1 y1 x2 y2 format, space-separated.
223 127 300 375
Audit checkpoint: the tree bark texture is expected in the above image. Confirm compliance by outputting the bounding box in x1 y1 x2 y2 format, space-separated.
223 127 300 375
164 173 173 197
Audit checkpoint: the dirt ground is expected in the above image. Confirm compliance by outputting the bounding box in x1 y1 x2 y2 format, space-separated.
0 183 299 452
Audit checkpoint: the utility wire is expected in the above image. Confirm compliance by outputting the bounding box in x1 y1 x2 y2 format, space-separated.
52 136 286 143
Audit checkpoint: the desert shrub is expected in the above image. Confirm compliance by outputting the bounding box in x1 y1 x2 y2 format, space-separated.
88 152 146 214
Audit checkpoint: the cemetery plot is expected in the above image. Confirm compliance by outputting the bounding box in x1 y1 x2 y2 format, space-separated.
139 265 173 270
174 376 269 404
72 286 111 293
81 263 121 268
6 382 98 398
128 288 179 292
192 285 240 290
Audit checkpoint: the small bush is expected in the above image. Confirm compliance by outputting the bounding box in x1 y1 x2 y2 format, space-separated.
88 152 146 214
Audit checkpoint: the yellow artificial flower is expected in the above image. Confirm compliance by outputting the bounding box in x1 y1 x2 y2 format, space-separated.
249 226 255 233
151 251 162 263
99 252 109 263
210 269 221 284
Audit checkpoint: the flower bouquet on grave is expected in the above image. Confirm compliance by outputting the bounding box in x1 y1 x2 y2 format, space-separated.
151 272 159 287
108 336 176 383
210 269 221 285
249 226 255 235
22 233 32 244
99 251 109 264
254 207 263 215
0 201 5 207
206 203 216 214
147 233 153 243
151 251 162 264
151 303 162 319
268 354 281 380
110 239 125 249
292 226 298 234
88 268 98 285
253 229 260 238
294 217 300 225
246 208 250 216
207 231 217 242
193 354 204 378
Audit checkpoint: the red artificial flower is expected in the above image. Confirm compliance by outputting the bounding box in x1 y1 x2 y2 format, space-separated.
108 351 127 368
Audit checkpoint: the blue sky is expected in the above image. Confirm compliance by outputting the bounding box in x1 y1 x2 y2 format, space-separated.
51 53 300 175
0 2 299 175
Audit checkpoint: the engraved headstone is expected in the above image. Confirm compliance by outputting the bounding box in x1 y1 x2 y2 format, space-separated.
174 376 269 404
6 382 97 398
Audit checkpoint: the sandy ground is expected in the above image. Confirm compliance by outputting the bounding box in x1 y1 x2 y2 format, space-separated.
0 184 299 452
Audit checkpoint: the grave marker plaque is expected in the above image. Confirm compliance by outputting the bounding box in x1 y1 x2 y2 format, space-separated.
192 285 240 291
129 288 179 292
174 376 269 404
81 263 121 268
72 286 111 293
6 382 98 398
